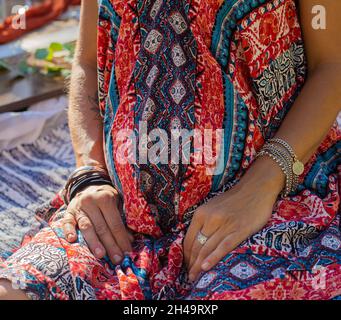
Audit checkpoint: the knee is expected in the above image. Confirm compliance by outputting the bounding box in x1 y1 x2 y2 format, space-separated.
0 280 29 300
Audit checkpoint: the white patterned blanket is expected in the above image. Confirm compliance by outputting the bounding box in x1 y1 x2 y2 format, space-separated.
0 119 75 255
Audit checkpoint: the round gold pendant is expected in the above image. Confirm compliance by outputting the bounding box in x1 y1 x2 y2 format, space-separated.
293 161 304 175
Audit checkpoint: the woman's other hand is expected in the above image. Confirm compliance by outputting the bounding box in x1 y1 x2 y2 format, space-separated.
184 157 285 283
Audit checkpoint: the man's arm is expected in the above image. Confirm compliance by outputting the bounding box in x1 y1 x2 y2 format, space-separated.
63 1 133 263
68 0 105 168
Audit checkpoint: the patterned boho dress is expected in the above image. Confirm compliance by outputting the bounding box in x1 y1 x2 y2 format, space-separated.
0 0 340 300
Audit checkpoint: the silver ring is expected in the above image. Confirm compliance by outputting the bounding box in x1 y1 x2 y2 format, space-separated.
196 230 209 245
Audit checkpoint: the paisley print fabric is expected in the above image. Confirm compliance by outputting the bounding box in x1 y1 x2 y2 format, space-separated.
0 0 340 300
132 0 198 234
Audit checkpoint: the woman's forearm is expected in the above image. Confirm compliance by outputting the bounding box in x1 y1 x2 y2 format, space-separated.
68 61 105 168
246 63 341 195
247 0 341 195
275 63 341 164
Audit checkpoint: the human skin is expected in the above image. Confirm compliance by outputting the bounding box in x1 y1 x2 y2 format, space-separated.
1 0 340 299
185 0 341 282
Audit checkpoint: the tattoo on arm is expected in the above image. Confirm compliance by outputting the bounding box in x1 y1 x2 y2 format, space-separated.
88 91 102 121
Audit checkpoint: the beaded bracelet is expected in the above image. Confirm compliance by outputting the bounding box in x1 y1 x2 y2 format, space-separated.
261 143 295 196
256 138 304 197
256 148 292 197
268 138 305 176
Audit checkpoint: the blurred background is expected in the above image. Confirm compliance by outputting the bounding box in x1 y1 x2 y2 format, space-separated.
0 0 80 255
0 1 29 21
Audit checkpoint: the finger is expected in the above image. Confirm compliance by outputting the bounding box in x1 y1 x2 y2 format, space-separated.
200 232 240 275
183 211 203 268
75 211 106 259
127 230 135 243
85 206 123 264
188 219 220 271
188 234 205 271
188 227 226 282
99 200 133 254
62 212 77 243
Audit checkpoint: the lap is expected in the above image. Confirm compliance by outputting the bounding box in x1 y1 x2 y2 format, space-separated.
1 207 341 300
0 217 121 300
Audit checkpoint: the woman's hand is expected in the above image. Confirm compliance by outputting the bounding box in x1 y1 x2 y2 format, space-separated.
183 157 285 283
62 184 134 264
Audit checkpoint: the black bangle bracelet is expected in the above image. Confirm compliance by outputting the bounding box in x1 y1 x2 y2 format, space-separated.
63 168 113 205
69 173 110 194
69 177 114 202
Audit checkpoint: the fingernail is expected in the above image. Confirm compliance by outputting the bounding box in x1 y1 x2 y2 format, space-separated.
201 261 210 271
113 254 122 264
67 234 74 242
94 247 103 257
188 273 195 282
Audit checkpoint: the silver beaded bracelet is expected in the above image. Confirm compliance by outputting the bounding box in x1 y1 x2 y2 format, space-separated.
256 138 305 197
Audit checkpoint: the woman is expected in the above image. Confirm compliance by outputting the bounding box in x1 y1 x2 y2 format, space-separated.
0 0 340 300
